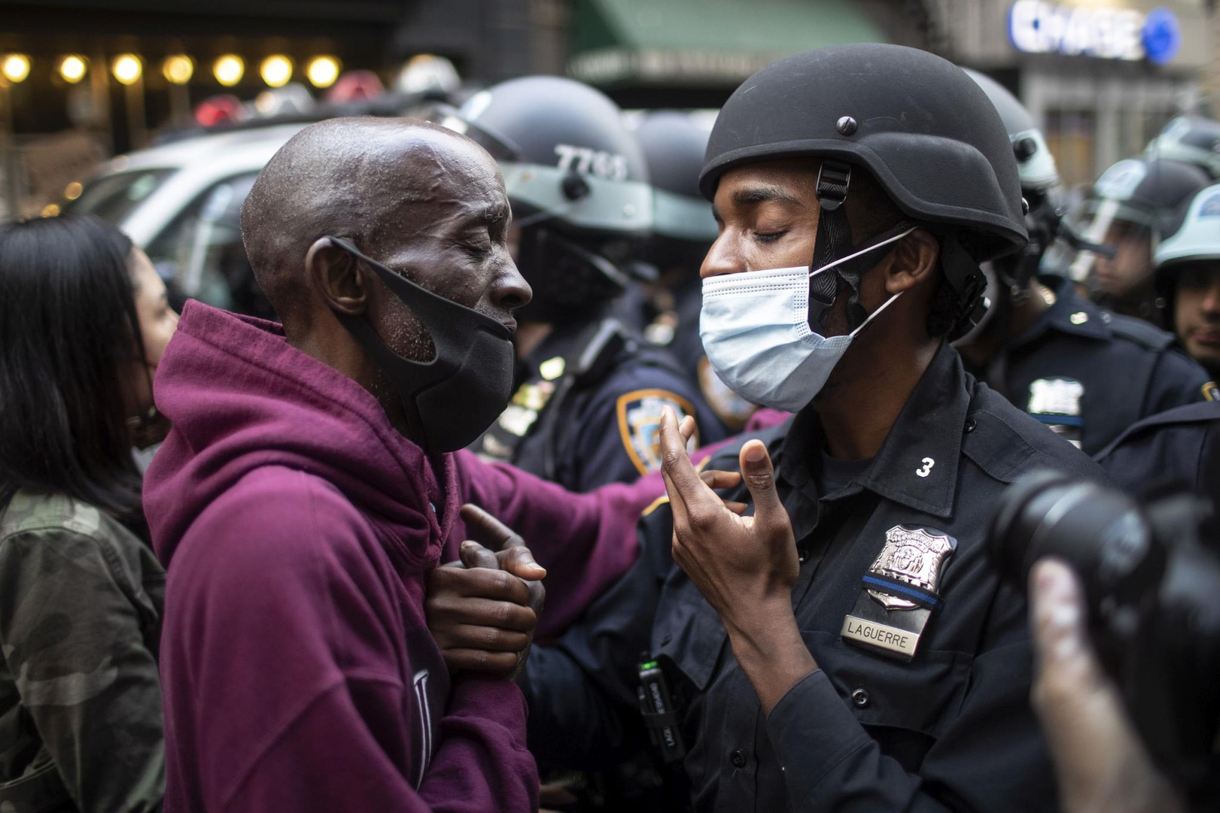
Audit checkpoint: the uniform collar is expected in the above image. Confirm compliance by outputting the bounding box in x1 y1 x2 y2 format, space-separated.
777 343 969 519
1011 275 1110 348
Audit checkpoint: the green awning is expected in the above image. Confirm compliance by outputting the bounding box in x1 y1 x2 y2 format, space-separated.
569 0 887 86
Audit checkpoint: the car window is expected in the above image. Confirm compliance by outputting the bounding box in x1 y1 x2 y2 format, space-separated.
145 172 271 317
66 169 175 224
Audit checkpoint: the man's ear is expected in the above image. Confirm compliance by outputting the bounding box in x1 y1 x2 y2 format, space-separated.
305 238 367 316
884 228 939 294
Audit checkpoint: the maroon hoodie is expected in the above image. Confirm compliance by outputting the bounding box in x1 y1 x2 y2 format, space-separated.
145 302 650 813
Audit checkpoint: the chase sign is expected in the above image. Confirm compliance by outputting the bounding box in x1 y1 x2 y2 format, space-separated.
1008 2 1181 65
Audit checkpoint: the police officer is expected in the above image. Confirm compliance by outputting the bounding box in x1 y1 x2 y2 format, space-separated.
1096 401 1220 495
523 44 1105 812
432 78 726 490
1154 183 1220 380
955 71 1214 454
631 111 759 431
1053 155 1209 324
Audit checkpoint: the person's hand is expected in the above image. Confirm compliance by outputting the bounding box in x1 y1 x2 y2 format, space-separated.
1029 558 1185 813
425 505 546 680
657 406 812 712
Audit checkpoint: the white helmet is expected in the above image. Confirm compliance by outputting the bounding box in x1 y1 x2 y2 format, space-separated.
1155 183 1220 269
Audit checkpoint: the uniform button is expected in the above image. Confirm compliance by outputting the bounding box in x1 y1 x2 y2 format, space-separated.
851 688 870 708
964 417 977 434
729 749 746 768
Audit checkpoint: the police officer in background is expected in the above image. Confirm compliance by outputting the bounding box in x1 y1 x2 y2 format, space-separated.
431 78 726 490
955 71 1213 454
1090 184 1220 495
523 44 1105 812
1049 155 1209 325
1154 183 1220 381
631 111 759 431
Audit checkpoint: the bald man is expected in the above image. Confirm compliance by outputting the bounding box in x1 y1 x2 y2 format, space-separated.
142 118 650 812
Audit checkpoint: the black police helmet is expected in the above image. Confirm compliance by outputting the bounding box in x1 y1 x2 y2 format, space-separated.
635 111 718 245
701 44 1026 339
433 76 654 322
700 44 1026 263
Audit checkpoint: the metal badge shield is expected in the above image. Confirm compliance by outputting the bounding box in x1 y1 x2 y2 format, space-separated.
866 526 955 611
841 525 957 661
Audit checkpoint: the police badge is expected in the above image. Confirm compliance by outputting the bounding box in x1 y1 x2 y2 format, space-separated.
841 525 957 661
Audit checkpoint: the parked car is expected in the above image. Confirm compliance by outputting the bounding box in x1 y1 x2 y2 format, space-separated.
66 123 305 317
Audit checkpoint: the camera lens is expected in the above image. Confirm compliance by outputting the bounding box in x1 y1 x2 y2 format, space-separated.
988 471 1167 612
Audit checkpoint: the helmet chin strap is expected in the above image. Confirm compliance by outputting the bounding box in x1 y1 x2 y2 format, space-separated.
808 160 988 338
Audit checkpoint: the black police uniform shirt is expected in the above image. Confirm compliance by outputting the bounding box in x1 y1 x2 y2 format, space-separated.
523 343 1107 813
1096 400 1220 495
973 275 1214 455
472 315 728 492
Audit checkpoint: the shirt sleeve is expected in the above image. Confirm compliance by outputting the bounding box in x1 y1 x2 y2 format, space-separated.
0 527 164 813
453 451 654 641
520 529 671 770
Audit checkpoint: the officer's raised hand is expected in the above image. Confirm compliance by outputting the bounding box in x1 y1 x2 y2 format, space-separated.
425 504 546 680
659 406 816 713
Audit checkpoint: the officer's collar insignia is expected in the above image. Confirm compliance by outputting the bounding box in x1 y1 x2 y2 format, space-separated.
1203 381 1219 402
1027 377 1084 448
841 525 957 661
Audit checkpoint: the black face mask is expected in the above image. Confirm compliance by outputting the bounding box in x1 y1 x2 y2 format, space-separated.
327 237 515 455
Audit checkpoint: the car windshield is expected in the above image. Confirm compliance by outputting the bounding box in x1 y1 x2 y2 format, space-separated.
66 168 175 224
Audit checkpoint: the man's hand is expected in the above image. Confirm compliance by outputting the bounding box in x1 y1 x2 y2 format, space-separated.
425 505 545 680
657 406 813 713
1029 558 1184 813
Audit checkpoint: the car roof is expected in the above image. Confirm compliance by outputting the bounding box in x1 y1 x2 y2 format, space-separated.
93 123 308 246
106 122 307 174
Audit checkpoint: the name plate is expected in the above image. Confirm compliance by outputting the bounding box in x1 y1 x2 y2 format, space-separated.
841 615 919 659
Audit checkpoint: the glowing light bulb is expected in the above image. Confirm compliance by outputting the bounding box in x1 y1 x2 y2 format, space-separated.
162 54 194 85
259 55 293 88
306 56 340 88
59 55 87 84
112 54 142 86
2 54 31 84
213 55 244 87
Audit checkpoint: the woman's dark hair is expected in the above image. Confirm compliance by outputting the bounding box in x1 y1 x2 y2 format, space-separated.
0 214 147 523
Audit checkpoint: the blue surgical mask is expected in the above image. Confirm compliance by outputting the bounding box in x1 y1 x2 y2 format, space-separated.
699 226 915 412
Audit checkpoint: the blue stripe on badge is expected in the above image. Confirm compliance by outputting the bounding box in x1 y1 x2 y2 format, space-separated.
861 574 944 611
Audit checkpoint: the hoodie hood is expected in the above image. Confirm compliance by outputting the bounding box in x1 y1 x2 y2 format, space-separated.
145 301 457 572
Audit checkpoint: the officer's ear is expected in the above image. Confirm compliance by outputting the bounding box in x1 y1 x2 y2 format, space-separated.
884 228 939 295
306 238 369 316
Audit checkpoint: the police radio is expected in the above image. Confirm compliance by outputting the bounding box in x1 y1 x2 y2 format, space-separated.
637 655 686 764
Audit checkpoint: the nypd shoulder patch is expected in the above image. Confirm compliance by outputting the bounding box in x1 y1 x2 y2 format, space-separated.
616 389 698 475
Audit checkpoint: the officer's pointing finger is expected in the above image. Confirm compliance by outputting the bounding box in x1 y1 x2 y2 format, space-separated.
739 440 784 528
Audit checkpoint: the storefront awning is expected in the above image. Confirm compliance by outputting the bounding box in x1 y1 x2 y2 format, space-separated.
568 0 886 86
